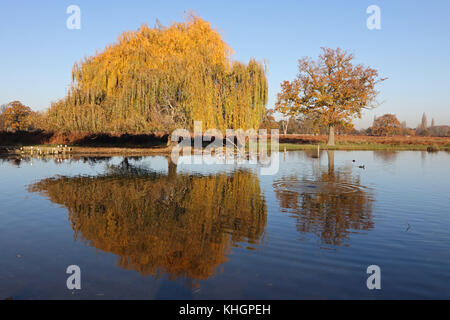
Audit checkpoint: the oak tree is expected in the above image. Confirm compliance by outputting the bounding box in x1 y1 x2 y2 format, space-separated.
275 48 385 145
2 101 32 132
372 114 401 136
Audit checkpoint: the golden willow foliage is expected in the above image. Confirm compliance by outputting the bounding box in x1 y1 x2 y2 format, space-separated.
48 16 268 133
29 163 266 282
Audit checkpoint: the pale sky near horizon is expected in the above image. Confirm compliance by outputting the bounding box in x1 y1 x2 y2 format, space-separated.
1 0 449 129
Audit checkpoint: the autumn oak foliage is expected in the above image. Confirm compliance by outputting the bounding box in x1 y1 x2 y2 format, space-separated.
48 15 268 134
275 48 385 145
1 101 32 132
372 114 402 136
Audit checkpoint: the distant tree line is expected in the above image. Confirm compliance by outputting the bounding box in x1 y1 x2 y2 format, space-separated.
414 112 449 136
366 112 449 137
259 109 449 137
261 110 354 135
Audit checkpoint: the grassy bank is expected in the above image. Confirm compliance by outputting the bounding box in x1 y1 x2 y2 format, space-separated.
277 134 450 151
1 133 449 156
278 143 449 151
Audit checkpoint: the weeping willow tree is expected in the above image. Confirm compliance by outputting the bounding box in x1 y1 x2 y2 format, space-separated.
48 15 268 134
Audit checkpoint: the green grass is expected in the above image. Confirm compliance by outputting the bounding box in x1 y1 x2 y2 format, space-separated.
278 143 450 151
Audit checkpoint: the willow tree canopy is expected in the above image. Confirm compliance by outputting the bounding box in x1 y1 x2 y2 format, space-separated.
49 15 268 133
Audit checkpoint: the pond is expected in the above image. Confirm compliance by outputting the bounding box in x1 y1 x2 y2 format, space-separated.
0 150 449 299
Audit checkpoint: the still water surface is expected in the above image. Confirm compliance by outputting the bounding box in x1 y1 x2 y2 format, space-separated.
1 150 449 299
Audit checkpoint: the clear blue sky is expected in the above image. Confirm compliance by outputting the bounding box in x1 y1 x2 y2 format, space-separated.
1 0 449 128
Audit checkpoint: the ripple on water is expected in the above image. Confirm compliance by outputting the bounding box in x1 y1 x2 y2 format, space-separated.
272 178 370 196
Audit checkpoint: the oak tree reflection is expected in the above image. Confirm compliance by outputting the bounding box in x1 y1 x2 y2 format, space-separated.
28 159 266 283
273 151 374 246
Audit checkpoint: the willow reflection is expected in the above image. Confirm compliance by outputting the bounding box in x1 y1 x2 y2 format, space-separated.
28 159 267 283
273 151 374 246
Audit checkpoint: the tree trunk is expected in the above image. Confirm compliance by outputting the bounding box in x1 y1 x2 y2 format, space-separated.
327 125 335 146
283 119 289 135
168 157 177 181
327 150 335 173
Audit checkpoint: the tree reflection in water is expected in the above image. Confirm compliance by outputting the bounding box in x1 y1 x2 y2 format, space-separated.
28 158 267 285
373 150 398 164
273 151 374 247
